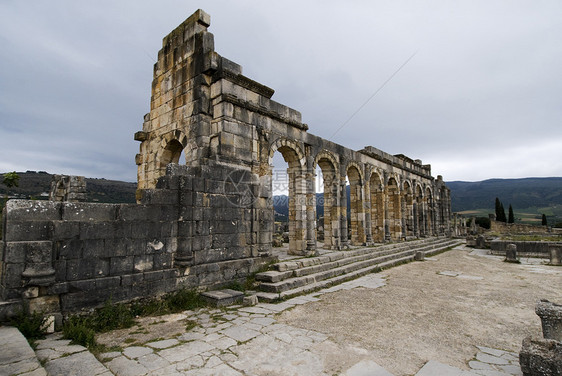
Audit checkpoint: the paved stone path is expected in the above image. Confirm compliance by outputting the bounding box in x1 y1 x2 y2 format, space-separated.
2 245 530 375
0 326 46 376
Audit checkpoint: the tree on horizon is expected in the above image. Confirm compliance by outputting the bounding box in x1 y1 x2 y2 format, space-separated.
542 214 547 226
508 204 514 224
495 197 506 222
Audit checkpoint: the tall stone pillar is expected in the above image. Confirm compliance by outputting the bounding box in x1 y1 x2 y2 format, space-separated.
340 177 349 248
305 158 317 254
364 179 373 245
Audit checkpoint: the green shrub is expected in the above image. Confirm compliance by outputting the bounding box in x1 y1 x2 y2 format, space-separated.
89 300 135 333
62 316 96 348
10 309 47 340
475 217 491 229
131 288 207 317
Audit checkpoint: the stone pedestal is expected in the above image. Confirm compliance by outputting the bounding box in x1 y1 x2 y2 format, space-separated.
505 243 519 263
520 299 562 376
536 300 562 342
414 251 425 261
549 244 561 266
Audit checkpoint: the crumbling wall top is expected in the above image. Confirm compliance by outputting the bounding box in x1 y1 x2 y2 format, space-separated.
162 9 211 47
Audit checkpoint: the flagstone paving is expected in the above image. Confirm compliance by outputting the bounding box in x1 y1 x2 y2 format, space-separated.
3 244 551 375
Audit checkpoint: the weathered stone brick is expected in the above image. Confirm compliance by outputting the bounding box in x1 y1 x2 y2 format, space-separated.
4 200 62 221
55 239 82 260
3 242 27 263
2 262 24 288
134 255 153 273
121 273 144 287
110 256 134 275
4 221 53 242
52 221 80 239
79 222 116 240
62 203 117 221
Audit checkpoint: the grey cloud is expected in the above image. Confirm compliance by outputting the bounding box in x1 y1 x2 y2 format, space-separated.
0 0 560 183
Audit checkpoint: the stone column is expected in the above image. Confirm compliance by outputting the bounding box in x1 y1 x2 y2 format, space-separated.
364 178 373 245
384 189 391 242
339 177 349 248
305 158 317 254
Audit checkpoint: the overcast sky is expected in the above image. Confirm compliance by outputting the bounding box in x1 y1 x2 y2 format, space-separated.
1 1 560 183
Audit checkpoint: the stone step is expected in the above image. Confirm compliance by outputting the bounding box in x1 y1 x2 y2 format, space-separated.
257 238 457 284
0 326 47 375
258 248 416 293
267 237 449 275
270 237 441 273
257 239 461 298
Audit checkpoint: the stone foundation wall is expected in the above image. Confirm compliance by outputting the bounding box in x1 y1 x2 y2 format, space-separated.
1 163 272 314
489 240 560 258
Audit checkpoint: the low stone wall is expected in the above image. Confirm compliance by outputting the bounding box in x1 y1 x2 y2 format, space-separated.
1 163 273 316
490 220 550 235
489 240 560 258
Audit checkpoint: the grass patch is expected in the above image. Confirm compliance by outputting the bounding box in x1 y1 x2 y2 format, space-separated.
133 288 207 316
185 319 198 331
62 288 207 352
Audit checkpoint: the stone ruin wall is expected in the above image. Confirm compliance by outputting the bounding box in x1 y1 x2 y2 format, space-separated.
49 175 87 202
1 9 453 317
489 219 551 235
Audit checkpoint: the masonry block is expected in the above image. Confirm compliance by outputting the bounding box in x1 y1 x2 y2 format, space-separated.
52 221 80 239
4 200 62 221
62 203 117 221
4 221 53 242
3 242 27 264
55 239 82 260
110 256 134 275
134 255 154 272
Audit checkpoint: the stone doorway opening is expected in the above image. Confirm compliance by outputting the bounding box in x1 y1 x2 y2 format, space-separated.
269 142 307 257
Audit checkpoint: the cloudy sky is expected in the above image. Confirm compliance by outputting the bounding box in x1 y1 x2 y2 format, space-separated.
1 0 560 183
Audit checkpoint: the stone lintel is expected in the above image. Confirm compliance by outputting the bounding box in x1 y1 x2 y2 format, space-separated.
219 94 307 131
215 68 275 99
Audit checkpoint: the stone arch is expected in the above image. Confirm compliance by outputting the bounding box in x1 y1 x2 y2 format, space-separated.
269 138 305 169
386 177 402 240
346 163 366 245
150 130 194 186
345 161 364 184
369 170 385 242
313 150 339 170
402 180 414 238
268 138 307 255
314 151 340 249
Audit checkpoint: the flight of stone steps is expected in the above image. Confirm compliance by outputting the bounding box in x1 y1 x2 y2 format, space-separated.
255 237 463 302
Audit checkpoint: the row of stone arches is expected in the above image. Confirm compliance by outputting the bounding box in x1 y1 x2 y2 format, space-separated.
266 139 446 255
156 135 447 256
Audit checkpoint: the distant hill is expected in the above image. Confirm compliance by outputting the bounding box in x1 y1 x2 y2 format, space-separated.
446 177 562 212
3 172 560 224
273 177 562 224
0 171 137 204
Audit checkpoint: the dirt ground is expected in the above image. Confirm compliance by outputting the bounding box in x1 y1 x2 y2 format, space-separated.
277 246 562 375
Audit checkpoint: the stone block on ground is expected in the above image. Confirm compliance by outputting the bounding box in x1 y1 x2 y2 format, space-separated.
201 289 244 307
519 336 562 376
